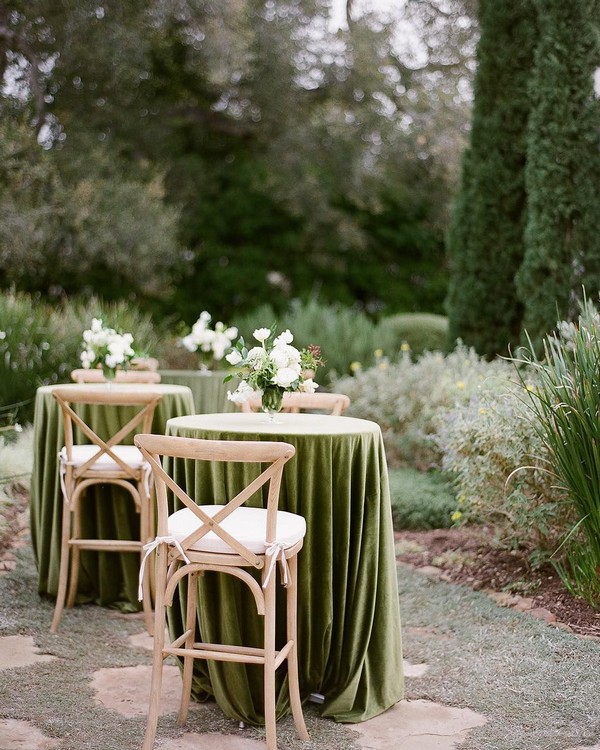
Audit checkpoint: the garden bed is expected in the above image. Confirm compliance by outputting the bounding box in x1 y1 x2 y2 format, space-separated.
395 526 600 638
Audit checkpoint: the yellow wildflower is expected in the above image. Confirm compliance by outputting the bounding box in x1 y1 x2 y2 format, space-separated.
350 361 362 372
456 381 465 389
374 348 384 358
451 510 463 522
400 342 411 352
479 407 487 415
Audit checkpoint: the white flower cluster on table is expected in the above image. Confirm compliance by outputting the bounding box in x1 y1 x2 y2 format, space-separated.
80 318 136 372
225 327 321 404
180 311 238 365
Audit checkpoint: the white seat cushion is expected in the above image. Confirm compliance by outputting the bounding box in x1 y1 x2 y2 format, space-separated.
59 444 146 470
168 505 306 555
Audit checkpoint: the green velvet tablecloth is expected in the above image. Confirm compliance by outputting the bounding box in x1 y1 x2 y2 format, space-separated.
165 412 404 725
158 370 239 414
30 383 195 608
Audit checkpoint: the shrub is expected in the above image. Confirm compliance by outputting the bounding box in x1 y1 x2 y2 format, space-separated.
432 382 570 554
0 290 71 423
232 298 378 382
375 313 449 359
388 467 455 530
0 290 169 423
333 342 514 468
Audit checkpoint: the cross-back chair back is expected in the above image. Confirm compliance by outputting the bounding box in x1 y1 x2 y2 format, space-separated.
70 368 161 384
50 386 163 634
240 390 350 415
134 432 309 750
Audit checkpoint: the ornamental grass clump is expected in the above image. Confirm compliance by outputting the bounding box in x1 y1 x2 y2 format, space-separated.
512 296 600 606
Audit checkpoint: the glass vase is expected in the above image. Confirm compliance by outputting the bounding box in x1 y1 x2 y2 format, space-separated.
102 365 117 388
261 387 284 423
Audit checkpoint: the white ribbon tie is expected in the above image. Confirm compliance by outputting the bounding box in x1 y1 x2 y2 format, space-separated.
138 536 191 600
263 541 290 589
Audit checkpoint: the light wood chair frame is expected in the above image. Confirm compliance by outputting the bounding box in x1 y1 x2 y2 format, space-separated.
50 386 163 635
240 390 350 415
134 432 309 750
70 368 161 384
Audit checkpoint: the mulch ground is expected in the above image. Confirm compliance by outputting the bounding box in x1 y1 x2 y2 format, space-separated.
395 526 600 639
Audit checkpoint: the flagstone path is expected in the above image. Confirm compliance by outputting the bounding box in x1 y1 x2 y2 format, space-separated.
0 631 488 750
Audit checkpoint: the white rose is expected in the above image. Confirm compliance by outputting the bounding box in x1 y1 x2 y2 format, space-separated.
272 367 299 388
270 347 290 369
80 349 94 368
105 354 120 369
226 381 256 404
225 349 243 365
299 378 319 393
179 334 195 352
253 328 271 343
247 346 268 369
273 329 294 347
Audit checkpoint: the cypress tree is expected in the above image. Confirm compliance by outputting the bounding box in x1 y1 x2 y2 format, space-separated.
446 0 537 357
516 0 600 346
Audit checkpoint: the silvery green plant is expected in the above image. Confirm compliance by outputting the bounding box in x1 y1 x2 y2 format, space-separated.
511 295 600 605
334 342 515 469
432 383 569 553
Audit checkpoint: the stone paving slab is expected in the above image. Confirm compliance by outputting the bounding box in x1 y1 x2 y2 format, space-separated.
0 718 60 750
0 635 56 669
351 698 487 750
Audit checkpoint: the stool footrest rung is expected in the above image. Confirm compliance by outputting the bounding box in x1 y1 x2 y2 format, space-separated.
69 539 142 552
163 644 266 664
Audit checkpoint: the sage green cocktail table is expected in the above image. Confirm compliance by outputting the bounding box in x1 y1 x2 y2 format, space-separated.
165 411 404 725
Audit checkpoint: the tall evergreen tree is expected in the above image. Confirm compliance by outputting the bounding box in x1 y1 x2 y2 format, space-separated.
516 0 600 346
446 0 537 357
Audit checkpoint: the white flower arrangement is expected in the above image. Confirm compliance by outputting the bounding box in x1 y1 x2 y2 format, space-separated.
180 311 238 369
225 327 322 411
80 318 136 377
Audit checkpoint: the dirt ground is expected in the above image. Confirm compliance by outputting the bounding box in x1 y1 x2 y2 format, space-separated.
395 526 600 638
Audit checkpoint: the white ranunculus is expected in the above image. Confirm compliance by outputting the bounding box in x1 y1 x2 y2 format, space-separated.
273 329 294 347
91 318 104 333
298 378 318 393
225 349 243 365
272 367 299 388
253 328 271 343
225 326 238 339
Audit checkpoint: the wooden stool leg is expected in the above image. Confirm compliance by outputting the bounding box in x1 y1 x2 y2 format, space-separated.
139 495 154 636
142 544 169 750
50 497 72 633
263 575 277 750
66 493 83 608
286 555 309 740
178 571 198 726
